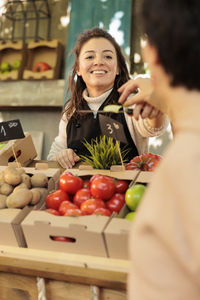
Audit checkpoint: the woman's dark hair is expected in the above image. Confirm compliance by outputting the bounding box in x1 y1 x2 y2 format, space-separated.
141 0 200 90
64 27 130 119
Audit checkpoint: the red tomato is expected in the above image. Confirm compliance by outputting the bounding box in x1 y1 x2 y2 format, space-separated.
32 61 52 72
45 189 69 210
89 174 104 185
126 153 162 171
64 207 83 217
58 200 77 215
59 172 83 194
115 180 129 193
45 208 61 216
93 207 112 216
80 198 105 215
90 175 116 200
52 236 74 242
106 193 125 213
73 188 91 207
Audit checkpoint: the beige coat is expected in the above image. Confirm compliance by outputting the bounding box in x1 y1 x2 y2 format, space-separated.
129 97 200 299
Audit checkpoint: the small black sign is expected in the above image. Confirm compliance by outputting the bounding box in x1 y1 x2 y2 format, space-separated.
0 119 25 142
99 114 127 144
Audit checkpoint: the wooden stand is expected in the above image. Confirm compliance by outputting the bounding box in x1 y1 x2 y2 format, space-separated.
0 246 128 300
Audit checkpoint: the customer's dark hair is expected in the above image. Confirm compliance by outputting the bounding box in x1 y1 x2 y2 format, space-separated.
141 0 200 90
64 27 129 119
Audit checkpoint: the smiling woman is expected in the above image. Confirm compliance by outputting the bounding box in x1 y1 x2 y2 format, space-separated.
47 27 168 168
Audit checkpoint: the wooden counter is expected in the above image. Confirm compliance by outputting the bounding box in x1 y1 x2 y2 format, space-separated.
0 245 128 300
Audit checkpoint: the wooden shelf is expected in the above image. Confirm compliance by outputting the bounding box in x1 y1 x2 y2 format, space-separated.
0 79 65 109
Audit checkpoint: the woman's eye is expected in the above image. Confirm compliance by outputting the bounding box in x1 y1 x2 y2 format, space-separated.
86 55 94 60
105 55 112 59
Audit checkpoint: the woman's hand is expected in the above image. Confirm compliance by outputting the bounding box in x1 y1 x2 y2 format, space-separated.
56 148 80 169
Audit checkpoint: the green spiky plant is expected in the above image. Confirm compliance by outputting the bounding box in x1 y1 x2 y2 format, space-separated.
79 136 130 169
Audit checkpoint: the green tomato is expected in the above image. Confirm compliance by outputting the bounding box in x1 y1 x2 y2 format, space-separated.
125 211 136 221
125 184 146 211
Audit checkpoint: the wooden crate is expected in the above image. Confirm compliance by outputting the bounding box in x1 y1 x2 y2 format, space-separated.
0 245 128 300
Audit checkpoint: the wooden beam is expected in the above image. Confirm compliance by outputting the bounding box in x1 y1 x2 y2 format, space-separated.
0 246 128 290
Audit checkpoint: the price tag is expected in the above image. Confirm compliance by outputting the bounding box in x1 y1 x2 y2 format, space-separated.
99 114 127 144
0 119 25 142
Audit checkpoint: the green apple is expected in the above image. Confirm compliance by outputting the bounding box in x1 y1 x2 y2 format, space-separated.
0 61 11 72
125 184 146 211
125 211 136 221
12 59 21 70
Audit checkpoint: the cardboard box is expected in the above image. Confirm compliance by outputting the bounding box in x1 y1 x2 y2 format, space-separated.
103 217 130 260
0 166 61 247
21 166 140 257
103 170 154 260
68 165 140 181
21 212 110 257
0 41 27 81
23 40 63 80
0 132 37 167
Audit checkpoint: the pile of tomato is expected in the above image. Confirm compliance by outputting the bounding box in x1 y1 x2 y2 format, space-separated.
45 171 129 217
125 152 162 171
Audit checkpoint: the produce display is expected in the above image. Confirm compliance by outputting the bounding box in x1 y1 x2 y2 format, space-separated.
126 152 162 171
32 61 52 72
45 171 130 217
0 60 21 74
0 166 48 209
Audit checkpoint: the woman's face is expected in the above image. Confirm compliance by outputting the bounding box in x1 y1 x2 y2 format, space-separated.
77 37 119 97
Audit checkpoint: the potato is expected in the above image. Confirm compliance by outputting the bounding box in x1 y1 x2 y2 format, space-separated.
30 188 41 205
0 170 5 185
6 188 32 208
4 166 22 186
13 183 28 192
21 173 31 189
0 194 7 209
33 187 48 197
16 168 26 175
0 183 14 196
31 173 48 188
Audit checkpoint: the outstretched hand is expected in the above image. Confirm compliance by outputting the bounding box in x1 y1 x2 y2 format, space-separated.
118 77 162 120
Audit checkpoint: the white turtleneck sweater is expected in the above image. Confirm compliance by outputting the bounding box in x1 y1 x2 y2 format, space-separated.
47 88 168 160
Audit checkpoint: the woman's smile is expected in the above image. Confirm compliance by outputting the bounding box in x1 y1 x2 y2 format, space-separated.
77 37 119 96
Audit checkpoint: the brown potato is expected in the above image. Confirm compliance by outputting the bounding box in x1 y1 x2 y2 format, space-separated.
0 183 14 196
0 170 5 185
31 173 48 188
13 183 28 192
0 194 7 209
16 168 26 175
21 173 31 189
33 187 48 197
6 188 32 208
4 166 22 186
30 188 41 205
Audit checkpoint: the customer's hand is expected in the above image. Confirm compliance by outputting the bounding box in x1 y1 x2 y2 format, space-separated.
118 77 154 106
118 77 162 120
56 148 80 169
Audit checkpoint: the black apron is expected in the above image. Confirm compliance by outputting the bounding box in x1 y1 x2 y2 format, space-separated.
66 88 139 161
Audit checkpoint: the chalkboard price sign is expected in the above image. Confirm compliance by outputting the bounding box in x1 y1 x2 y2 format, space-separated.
99 115 127 144
0 119 25 142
